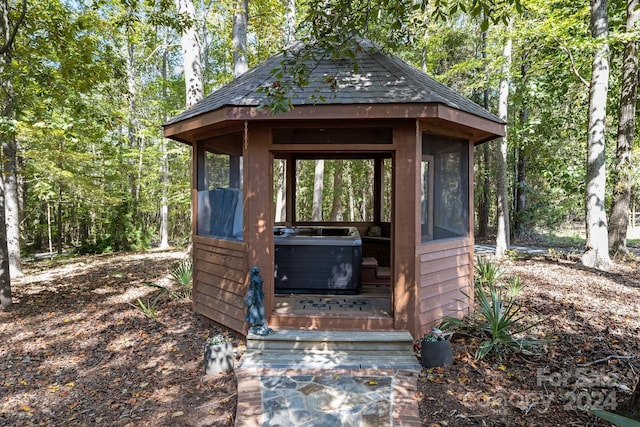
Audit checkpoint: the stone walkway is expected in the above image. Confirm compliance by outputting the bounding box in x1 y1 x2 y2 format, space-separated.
235 367 421 427
234 330 422 426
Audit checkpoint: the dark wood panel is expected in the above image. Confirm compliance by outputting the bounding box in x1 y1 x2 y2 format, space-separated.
196 286 245 310
195 302 245 334
196 248 246 271
197 270 246 296
194 235 247 252
196 292 245 320
197 261 246 284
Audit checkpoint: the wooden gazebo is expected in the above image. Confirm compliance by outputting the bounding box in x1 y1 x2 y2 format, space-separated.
163 40 504 339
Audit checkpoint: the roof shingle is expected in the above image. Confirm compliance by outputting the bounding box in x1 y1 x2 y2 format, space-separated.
164 39 502 126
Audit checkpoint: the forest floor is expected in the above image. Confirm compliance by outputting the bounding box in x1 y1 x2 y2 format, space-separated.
418 246 640 426
1 245 639 426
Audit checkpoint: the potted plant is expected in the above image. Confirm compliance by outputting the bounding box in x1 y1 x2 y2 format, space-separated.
204 334 234 375
418 328 453 368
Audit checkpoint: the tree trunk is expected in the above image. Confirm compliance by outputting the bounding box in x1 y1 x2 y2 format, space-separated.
0 180 10 309
176 0 203 259
420 1 430 73
1 0 26 283
159 40 170 250
47 202 53 258
514 53 529 239
346 162 355 221
159 136 170 249
312 160 324 221
608 0 639 256
176 0 204 108
275 160 286 223
57 191 63 254
330 160 344 221
514 150 526 238
477 144 490 238
232 0 248 78
0 51 22 277
284 0 296 45
495 33 512 257
582 0 612 270
477 30 490 239
2 128 22 277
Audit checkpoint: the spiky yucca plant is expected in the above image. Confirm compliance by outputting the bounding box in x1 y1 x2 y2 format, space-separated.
170 258 193 299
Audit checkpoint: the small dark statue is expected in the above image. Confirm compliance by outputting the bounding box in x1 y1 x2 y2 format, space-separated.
244 266 272 336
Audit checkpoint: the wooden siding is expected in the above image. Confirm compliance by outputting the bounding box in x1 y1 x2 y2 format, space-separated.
192 236 248 334
416 239 474 334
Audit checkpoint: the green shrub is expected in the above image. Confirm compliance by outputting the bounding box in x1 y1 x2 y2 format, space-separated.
441 281 544 361
474 257 504 286
170 258 193 299
129 296 161 321
505 275 525 299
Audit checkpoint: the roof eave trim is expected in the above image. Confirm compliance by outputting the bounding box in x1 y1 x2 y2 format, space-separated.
163 103 505 144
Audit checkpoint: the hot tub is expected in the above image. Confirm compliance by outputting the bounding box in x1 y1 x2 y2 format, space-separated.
274 226 362 294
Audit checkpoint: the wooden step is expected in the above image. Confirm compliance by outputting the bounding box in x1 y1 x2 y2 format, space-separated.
239 330 421 370
361 257 378 267
376 266 390 279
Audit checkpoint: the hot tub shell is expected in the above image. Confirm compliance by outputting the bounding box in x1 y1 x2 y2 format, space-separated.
274 226 362 294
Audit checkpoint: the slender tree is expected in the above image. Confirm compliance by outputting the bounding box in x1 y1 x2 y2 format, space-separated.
477 29 491 239
608 0 639 256
312 160 324 221
582 0 612 270
514 44 529 239
1 0 26 279
159 31 170 250
1 0 27 305
330 160 344 221
495 27 512 257
232 0 248 78
0 183 9 309
176 0 204 108
284 0 296 45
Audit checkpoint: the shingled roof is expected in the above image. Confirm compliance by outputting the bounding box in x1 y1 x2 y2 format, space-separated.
165 39 502 126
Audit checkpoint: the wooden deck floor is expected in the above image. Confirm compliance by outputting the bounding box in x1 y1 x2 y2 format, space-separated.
272 285 391 317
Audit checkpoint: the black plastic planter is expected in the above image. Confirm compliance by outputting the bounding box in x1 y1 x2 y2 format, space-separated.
420 340 453 368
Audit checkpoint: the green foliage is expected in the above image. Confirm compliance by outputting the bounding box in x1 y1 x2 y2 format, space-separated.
170 258 193 300
590 409 640 427
505 275 525 299
441 281 543 361
107 197 151 252
474 257 504 286
5 0 638 267
504 249 528 261
75 196 151 254
129 296 161 321
207 334 230 345
418 328 449 343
